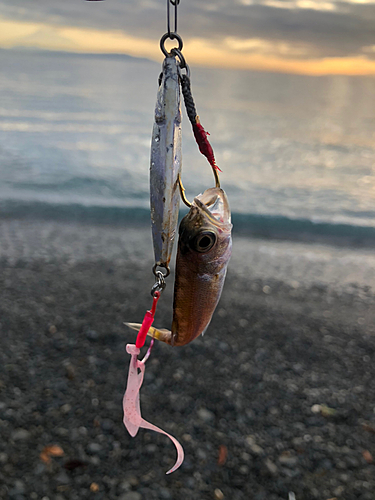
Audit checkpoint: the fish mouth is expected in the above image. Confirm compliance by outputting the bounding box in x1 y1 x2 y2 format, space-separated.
193 188 232 228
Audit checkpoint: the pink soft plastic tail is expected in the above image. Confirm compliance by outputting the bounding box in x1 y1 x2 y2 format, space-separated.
123 344 184 474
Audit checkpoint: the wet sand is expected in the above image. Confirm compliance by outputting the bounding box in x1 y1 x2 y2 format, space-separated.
0 218 374 500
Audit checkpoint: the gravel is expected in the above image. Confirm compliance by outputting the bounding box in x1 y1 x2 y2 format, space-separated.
0 218 374 500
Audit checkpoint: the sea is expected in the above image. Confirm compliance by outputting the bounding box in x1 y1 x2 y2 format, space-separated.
0 48 375 289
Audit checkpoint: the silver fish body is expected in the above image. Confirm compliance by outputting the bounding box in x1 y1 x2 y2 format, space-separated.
127 187 232 346
150 56 182 270
171 187 232 345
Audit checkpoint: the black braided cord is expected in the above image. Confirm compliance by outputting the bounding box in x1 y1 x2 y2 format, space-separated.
181 75 197 125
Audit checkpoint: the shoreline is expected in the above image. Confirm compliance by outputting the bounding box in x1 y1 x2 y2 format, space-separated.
1 201 375 249
0 215 375 292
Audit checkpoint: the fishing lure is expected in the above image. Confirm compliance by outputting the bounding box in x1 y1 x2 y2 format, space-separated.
123 42 186 474
122 0 232 475
150 55 182 274
127 188 232 346
122 293 184 474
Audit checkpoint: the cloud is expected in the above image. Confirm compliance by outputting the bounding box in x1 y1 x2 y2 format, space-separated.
11 26 76 51
1 0 375 72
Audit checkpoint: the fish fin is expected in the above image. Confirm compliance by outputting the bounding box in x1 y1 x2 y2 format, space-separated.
124 323 172 345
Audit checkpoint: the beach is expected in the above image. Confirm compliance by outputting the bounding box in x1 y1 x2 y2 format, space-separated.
0 216 374 500
0 45 374 500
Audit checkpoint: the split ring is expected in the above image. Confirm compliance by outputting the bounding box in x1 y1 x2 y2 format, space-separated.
160 32 183 58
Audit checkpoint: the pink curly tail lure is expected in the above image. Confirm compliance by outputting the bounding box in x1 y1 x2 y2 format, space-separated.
122 293 184 474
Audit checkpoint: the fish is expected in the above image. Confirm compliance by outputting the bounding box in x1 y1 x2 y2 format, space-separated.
150 56 182 272
127 187 232 346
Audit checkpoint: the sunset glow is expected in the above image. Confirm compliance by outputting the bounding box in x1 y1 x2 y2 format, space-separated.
1 16 375 76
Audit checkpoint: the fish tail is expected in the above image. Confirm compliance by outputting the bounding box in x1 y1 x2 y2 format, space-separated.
124 323 172 344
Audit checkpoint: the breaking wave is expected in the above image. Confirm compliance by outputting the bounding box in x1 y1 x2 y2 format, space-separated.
1 200 375 248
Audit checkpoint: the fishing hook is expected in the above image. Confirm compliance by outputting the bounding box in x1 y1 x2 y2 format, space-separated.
177 169 220 209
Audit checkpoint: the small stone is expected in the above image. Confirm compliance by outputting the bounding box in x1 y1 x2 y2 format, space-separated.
334 486 345 496
118 493 142 500
60 404 71 414
118 480 131 492
0 452 8 464
55 471 70 485
34 463 46 475
262 285 271 294
101 419 114 431
65 364 75 380
197 408 215 422
56 427 69 437
265 458 278 475
196 448 207 460
86 330 99 340
90 456 101 466
311 404 322 414
128 476 139 487
90 482 100 492
87 442 102 454
239 465 249 474
345 455 359 468
245 436 264 455
12 480 25 494
279 452 298 467
363 450 373 464
159 488 172 499
320 458 333 470
49 325 57 334
145 444 157 454
214 489 224 500
12 429 30 441
250 443 264 455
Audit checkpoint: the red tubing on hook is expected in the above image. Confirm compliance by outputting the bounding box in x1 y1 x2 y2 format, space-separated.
135 291 161 348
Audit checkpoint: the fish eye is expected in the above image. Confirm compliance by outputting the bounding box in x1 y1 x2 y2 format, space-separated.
192 231 217 253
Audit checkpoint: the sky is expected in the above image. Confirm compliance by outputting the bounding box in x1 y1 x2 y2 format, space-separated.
0 0 375 75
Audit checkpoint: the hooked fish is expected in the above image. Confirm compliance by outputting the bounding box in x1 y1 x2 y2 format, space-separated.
127 187 232 346
150 56 182 272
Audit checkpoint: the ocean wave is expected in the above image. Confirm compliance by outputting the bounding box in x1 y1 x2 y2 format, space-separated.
1 199 375 248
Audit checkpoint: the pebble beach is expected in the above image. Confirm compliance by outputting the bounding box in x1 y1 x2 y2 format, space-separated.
0 216 374 500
